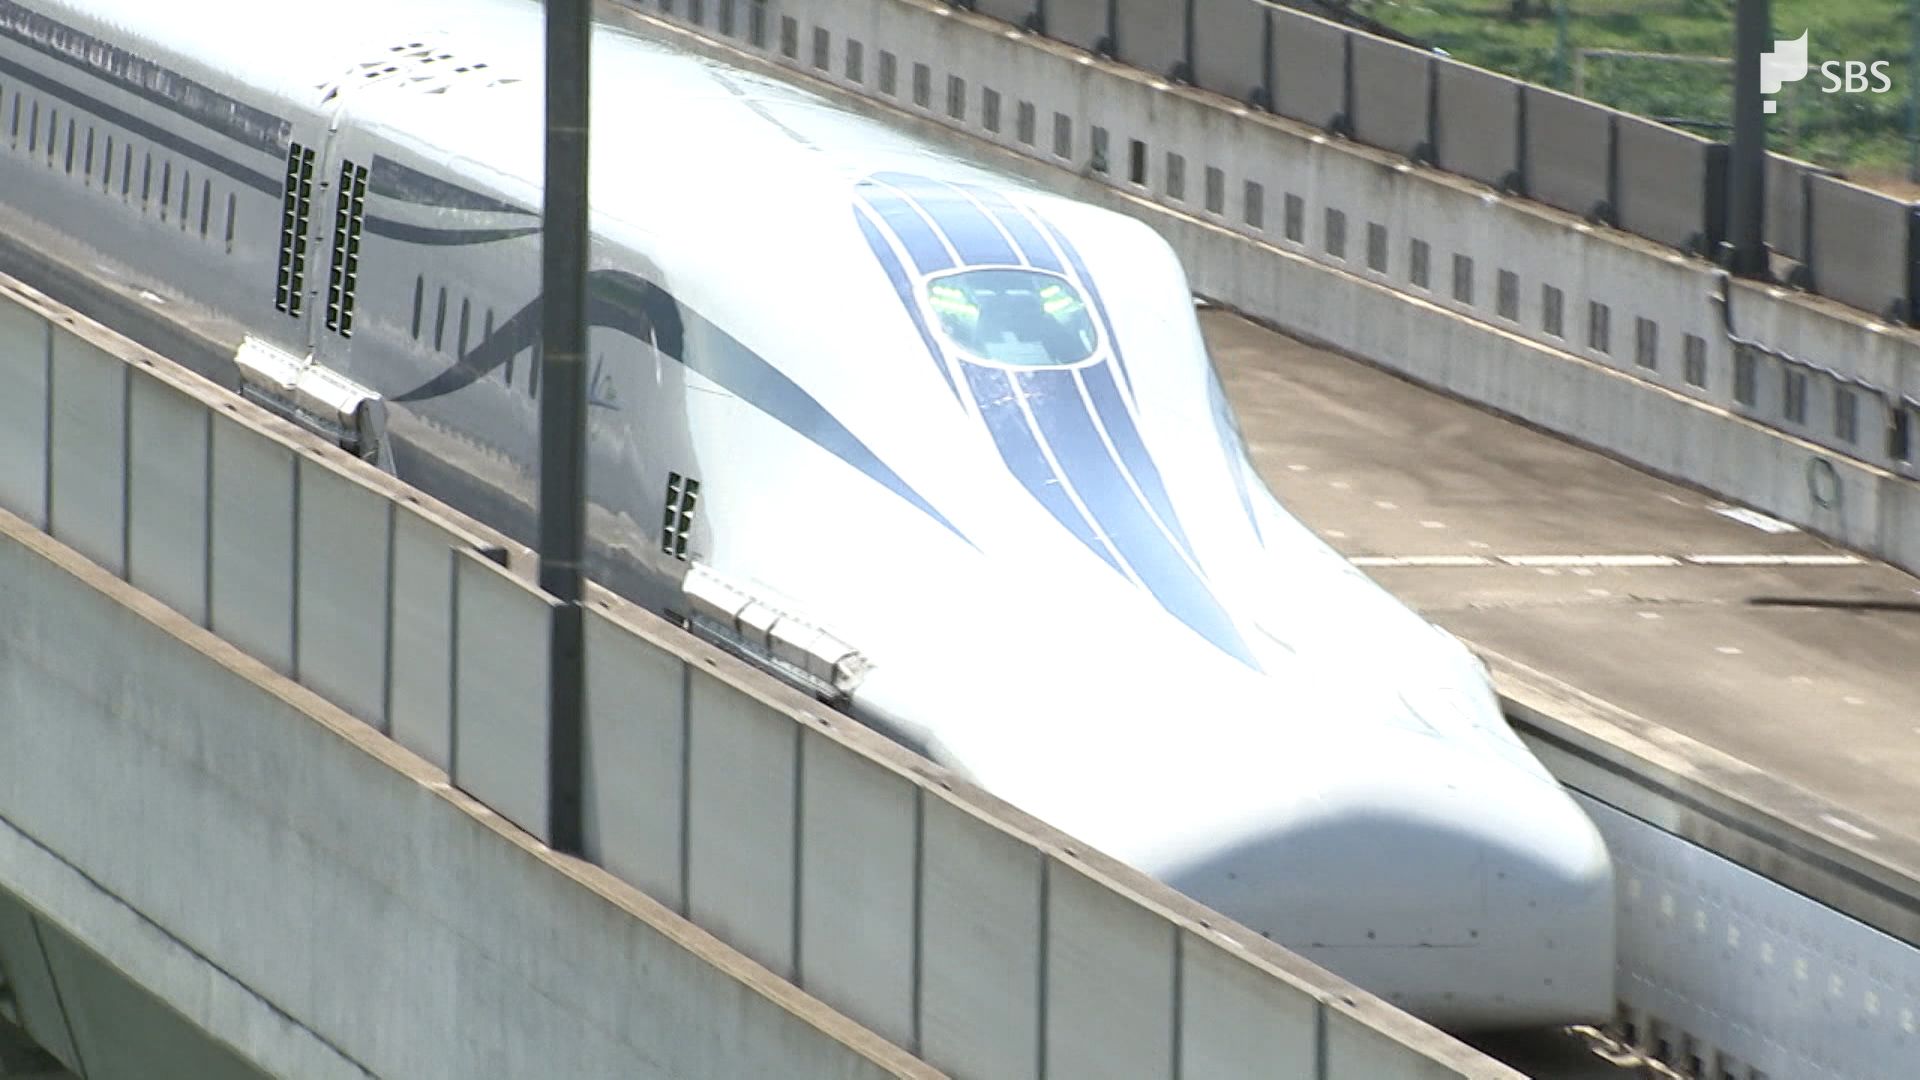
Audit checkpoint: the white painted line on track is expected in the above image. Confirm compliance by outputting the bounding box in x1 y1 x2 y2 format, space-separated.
1501 554 1682 568
1349 553 1867 568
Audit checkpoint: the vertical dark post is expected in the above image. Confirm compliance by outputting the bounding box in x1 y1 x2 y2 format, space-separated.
1908 0 1919 181
541 0 590 855
1726 0 1770 276
1552 0 1570 89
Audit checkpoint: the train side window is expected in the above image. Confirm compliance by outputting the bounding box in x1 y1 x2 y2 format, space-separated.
1588 301 1611 354
457 298 472 358
433 286 449 351
63 117 74 174
1324 209 1346 259
180 168 194 229
199 179 211 237
141 153 153 210
1162 150 1180 197
1497 269 1519 320
225 192 237 254
161 160 174 221
1834 386 1858 444
410 276 425 339
1683 333 1707 387
1634 316 1658 369
121 144 132 199
82 127 94 184
1733 348 1756 405
1782 369 1807 424
1542 284 1564 338
27 99 38 154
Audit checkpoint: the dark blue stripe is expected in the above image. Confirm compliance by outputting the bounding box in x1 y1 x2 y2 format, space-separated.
965 364 1123 576
855 208 959 400
960 185 1064 272
1038 218 1134 398
393 268 968 546
1082 364 1194 559
876 173 1020 267
1020 368 1257 668
856 184 954 275
366 219 541 246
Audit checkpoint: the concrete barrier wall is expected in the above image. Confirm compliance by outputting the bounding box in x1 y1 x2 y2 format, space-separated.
0 507 931 1080
983 0 1915 324
623 0 1920 578
1807 175 1915 322
0 275 1520 1077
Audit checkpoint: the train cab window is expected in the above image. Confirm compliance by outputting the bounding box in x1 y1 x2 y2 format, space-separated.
924 269 1097 366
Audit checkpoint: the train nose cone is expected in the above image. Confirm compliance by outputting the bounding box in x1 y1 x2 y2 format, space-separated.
1153 744 1616 1031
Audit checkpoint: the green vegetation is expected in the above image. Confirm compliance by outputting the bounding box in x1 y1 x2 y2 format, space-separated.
1356 0 1917 185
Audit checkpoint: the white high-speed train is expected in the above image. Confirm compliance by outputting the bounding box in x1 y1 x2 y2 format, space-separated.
0 0 1614 1028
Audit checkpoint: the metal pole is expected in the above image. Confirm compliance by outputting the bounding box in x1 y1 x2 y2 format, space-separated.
1554 0 1571 90
1909 0 1920 182
540 0 590 855
1725 0 1769 276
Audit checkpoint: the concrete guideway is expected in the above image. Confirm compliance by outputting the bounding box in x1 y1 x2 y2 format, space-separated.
1207 310 1920 854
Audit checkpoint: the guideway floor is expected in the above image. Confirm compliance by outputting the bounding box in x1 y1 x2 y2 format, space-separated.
1207 310 1920 851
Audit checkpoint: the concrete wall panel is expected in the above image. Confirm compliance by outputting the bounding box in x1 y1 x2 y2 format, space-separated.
0 513 928 1080
295 458 391 730
126 378 209 625
1178 931 1318 1078
1043 862 1175 1079
1807 175 1912 321
686 670 797 979
451 550 553 843
974 0 1037 31
1614 113 1717 253
1766 153 1826 263
387 509 457 770
1112 0 1185 79
47 329 125 576
1349 34 1431 162
0 299 47 527
1522 86 1613 220
582 605 686 911
0 889 80 1072
1269 7 1346 131
1433 60 1520 190
1044 0 1109 53
35 912 270 1080
1325 1005 1461 1079
797 731 917 1049
919 797 1043 1080
208 416 295 675
1188 0 1263 103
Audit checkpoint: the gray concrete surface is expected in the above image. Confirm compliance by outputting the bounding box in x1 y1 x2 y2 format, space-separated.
1206 305 1920 861
0 503 936 1080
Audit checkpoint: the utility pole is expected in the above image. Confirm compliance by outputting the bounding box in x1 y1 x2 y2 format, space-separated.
540 0 590 855
1553 0 1571 89
1909 0 1919 181
1725 0 1769 276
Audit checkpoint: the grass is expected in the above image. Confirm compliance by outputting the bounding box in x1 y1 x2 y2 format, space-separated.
1356 0 1919 187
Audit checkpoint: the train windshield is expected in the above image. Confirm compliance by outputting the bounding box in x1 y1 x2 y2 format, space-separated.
924 269 1098 366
